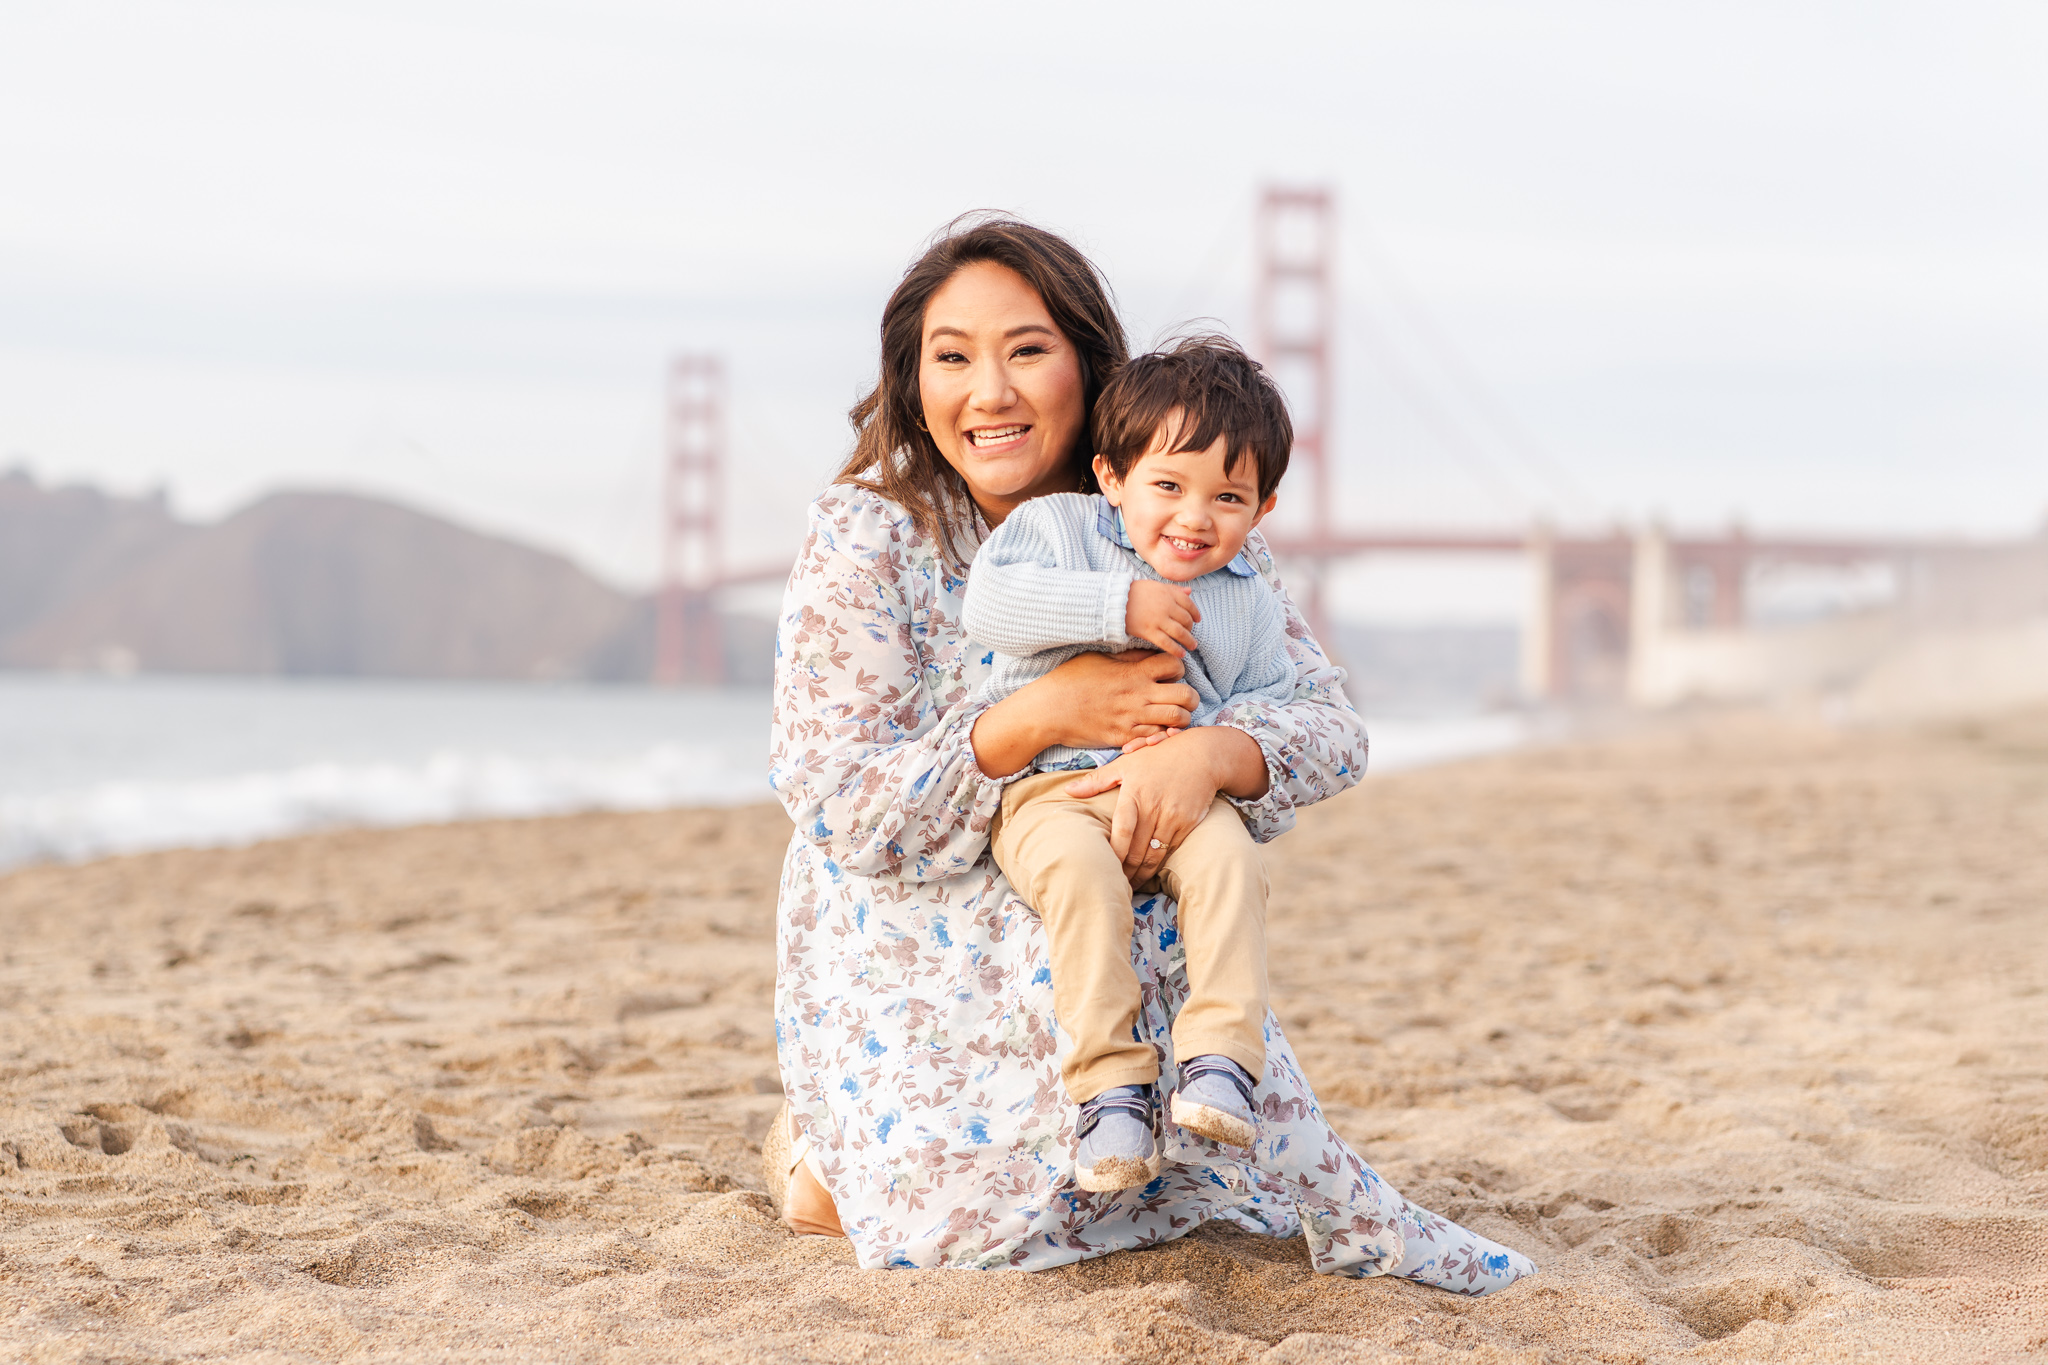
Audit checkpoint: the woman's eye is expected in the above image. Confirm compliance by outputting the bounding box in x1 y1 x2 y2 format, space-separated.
933 349 967 364
1012 344 1046 359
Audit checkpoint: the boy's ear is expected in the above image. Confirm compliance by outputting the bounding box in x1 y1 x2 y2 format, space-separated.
1250 492 1278 526
1091 454 1122 503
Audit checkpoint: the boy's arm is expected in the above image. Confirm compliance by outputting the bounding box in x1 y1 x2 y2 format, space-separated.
962 501 1134 656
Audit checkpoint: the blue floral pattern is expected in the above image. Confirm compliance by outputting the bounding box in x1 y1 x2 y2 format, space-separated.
769 485 1535 1293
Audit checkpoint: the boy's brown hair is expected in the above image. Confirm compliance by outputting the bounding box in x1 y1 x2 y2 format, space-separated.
1090 334 1293 501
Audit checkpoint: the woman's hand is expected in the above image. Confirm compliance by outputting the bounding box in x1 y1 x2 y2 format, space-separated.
1063 726 1270 884
971 650 1198 778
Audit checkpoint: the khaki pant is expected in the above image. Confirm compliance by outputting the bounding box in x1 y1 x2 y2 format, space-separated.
991 769 1269 1103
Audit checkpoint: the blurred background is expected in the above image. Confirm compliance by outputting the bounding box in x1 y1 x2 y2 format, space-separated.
4 0 2045 865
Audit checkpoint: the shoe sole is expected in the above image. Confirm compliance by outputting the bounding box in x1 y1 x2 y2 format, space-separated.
1170 1093 1257 1149
1075 1151 1163 1193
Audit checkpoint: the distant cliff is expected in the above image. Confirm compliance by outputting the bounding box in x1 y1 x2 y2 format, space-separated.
0 470 769 682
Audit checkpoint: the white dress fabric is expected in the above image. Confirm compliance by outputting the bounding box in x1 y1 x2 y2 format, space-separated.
769 485 1536 1293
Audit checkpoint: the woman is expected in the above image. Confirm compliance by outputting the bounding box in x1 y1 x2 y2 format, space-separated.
768 216 1534 1292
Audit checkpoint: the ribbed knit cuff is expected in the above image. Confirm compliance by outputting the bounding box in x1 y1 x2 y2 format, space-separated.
1099 570 1136 646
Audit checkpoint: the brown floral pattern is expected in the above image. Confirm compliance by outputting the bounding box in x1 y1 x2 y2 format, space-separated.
769 486 1535 1291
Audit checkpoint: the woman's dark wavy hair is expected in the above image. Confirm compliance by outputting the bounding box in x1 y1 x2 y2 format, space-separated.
836 214 1129 564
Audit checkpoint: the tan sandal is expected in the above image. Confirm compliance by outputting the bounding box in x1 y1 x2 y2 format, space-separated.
762 1101 846 1238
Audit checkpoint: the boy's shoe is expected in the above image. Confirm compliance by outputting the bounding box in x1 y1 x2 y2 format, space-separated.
1074 1084 1161 1192
1170 1055 1259 1148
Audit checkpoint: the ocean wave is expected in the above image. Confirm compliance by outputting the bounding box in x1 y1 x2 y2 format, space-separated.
0 745 770 869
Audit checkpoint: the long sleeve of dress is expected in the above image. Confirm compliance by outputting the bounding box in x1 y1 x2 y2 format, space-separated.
1211 531 1371 843
961 499 1133 656
769 489 1010 882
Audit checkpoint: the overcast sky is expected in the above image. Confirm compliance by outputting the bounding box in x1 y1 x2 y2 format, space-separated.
3 0 2043 622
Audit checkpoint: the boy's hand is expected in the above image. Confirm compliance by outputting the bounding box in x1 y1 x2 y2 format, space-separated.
1119 729 1181 755
1125 580 1201 658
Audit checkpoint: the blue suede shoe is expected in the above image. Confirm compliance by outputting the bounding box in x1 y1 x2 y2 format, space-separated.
1170 1055 1258 1148
1074 1084 1160 1192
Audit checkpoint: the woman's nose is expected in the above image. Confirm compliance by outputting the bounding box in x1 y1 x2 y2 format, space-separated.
968 358 1016 413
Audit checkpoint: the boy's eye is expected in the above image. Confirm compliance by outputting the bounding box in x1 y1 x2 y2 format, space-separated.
1218 493 1243 504
1152 481 1180 493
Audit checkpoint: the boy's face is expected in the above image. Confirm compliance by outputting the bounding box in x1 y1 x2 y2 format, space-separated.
1093 419 1278 583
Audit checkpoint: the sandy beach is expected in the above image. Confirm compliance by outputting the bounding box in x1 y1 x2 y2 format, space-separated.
2 709 2043 1363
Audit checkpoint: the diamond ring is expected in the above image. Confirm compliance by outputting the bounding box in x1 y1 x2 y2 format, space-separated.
1148 838 1164 850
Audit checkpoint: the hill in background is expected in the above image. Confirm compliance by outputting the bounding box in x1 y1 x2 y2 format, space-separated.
0 469 773 683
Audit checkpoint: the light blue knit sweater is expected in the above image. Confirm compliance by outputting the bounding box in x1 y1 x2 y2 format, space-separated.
962 492 1295 771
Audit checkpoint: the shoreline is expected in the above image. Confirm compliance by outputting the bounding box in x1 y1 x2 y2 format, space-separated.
0 687 1537 872
2 709 2043 1360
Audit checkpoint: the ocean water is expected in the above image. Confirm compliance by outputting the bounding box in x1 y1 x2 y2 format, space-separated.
0 673 1529 870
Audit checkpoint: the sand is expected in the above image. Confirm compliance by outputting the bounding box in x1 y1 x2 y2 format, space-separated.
2 709 2044 1363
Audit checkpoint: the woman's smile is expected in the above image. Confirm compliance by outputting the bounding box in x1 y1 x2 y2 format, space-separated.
966 423 1032 450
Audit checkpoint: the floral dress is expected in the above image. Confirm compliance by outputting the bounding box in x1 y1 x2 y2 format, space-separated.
769 485 1535 1293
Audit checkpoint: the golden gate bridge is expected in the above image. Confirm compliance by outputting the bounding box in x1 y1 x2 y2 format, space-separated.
653 189 2036 705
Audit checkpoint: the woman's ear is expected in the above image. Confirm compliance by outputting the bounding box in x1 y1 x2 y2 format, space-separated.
1092 454 1123 504
1251 493 1278 525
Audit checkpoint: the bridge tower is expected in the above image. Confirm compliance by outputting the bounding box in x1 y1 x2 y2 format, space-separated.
654 354 725 685
1253 186 1337 641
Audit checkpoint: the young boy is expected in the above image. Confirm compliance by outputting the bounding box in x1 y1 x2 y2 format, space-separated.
963 335 1295 1192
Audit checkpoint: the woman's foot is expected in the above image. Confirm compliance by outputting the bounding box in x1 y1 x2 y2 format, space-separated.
784 1154 846 1238
1170 1055 1258 1148
1074 1084 1161 1192
765 1102 846 1238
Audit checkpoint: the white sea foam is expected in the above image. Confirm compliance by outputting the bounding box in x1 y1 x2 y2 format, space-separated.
0 744 769 868
0 674 774 869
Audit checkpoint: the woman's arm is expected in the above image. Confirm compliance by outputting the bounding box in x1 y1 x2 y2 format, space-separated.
968 650 1199 778
769 493 1014 882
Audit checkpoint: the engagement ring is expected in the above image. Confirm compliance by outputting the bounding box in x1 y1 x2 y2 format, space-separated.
1148 838 1164 849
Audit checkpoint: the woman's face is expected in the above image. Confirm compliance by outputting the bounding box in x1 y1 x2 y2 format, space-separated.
918 261 1086 527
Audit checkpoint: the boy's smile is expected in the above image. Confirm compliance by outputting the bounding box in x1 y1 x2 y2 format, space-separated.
1094 423 1278 583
